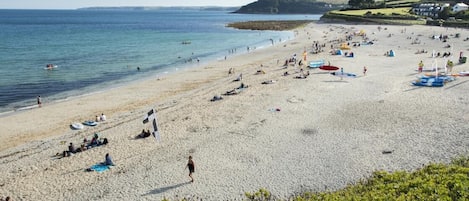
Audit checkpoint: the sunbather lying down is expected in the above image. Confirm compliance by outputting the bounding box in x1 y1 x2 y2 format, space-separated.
233 73 243 82
210 95 223 101
237 82 248 89
223 89 241 95
255 70 265 75
262 80 276 84
294 74 307 79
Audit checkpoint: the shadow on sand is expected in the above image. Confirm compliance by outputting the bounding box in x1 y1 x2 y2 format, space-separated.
143 182 191 196
445 80 469 90
322 80 348 83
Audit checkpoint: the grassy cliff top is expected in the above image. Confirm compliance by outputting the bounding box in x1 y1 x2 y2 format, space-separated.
226 20 316 31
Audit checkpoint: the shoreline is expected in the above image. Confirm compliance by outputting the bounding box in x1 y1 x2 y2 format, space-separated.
1 22 469 200
0 29 296 151
0 29 294 117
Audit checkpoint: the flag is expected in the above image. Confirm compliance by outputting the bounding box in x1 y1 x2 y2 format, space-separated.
143 108 160 142
152 119 161 142
143 109 155 124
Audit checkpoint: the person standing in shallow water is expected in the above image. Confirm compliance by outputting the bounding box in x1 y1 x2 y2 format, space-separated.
37 95 42 107
186 155 195 182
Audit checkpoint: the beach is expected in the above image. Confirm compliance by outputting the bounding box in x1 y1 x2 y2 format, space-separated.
1 22 469 200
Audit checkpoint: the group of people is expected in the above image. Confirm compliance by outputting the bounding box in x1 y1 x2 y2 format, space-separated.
95 113 107 122
293 69 311 79
136 129 152 138
62 133 108 157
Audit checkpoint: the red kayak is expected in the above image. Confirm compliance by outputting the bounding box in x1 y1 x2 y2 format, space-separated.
319 65 340 71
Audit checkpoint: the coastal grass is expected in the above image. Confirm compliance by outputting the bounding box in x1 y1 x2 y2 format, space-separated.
384 0 420 7
330 7 413 16
378 19 426 25
160 156 469 200
245 156 469 200
227 20 316 31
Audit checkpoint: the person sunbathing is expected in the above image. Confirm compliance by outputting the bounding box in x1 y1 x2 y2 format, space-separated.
210 95 223 102
237 82 248 89
255 70 265 75
233 73 243 82
294 74 307 79
262 80 276 84
224 89 240 95
137 129 151 138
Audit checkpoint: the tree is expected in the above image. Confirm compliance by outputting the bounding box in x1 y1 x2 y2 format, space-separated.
439 6 451 20
348 0 363 8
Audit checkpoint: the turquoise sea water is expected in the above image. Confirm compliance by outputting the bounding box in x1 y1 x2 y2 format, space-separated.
0 9 320 114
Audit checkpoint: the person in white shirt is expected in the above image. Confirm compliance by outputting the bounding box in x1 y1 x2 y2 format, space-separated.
100 113 106 121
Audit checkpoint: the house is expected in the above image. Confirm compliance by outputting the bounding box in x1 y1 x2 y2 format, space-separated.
411 3 450 18
453 2 469 12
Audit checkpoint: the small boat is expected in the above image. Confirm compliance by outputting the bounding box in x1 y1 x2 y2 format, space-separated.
412 77 444 87
181 40 191 45
320 65 340 71
418 75 455 82
71 123 84 130
331 71 356 78
308 59 325 68
417 68 443 72
83 121 98 126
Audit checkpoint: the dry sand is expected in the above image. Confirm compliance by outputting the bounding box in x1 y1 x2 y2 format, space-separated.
1 22 469 200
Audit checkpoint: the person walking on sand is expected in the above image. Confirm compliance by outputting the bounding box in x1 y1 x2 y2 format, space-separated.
37 95 42 107
363 66 367 76
186 155 195 182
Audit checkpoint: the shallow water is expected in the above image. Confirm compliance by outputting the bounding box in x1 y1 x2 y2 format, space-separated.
0 9 320 113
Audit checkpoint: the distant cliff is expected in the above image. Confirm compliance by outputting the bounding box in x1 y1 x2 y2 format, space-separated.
234 0 343 14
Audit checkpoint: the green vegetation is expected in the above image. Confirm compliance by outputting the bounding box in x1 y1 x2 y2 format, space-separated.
161 156 469 200
329 7 412 15
227 20 315 30
384 0 419 7
245 156 469 200
233 0 345 14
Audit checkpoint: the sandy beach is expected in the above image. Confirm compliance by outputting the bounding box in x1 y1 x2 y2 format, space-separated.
1 22 469 200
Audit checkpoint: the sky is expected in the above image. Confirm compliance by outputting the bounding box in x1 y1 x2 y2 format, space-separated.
0 0 256 9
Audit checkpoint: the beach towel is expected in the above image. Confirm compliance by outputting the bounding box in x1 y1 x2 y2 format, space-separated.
89 163 111 173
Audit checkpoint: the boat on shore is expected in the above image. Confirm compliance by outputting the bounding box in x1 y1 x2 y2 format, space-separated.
319 65 340 71
308 59 325 68
412 76 445 87
331 71 356 78
70 123 84 130
459 71 469 76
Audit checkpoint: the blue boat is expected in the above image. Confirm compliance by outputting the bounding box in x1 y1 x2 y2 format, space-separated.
308 59 325 68
418 75 455 82
412 77 445 87
83 121 98 126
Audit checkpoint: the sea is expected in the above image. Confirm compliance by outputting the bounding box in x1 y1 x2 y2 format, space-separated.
0 9 320 114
